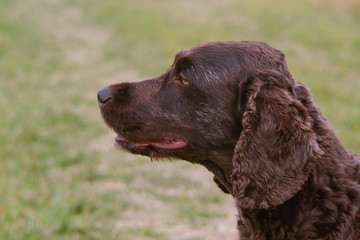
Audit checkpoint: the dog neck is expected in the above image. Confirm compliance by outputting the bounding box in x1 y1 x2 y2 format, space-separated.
199 150 234 194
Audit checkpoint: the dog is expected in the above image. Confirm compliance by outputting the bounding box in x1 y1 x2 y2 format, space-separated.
98 41 360 239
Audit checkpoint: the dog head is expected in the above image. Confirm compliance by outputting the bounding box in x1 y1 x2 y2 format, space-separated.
98 41 323 207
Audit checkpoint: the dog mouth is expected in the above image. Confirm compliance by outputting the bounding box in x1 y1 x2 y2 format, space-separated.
115 135 188 151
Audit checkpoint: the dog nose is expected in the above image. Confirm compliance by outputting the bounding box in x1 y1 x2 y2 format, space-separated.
97 87 112 105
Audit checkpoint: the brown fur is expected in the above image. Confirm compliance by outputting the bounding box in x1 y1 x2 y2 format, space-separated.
98 41 360 239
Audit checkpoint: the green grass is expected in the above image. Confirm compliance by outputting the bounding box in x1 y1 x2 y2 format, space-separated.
0 0 359 239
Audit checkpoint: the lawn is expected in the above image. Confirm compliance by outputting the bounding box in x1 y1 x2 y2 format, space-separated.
0 0 359 239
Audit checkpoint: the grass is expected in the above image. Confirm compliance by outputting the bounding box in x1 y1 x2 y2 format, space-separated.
0 0 359 239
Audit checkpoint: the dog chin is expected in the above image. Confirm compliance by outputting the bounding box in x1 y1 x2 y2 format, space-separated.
114 135 188 159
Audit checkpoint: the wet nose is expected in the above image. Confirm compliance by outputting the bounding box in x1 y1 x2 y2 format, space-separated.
97 87 112 106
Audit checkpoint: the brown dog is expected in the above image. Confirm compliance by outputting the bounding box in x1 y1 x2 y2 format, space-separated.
98 41 360 239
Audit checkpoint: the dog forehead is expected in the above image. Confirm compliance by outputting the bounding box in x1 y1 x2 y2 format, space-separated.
173 48 226 75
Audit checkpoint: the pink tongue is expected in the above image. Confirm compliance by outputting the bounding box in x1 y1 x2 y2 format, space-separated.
151 140 187 149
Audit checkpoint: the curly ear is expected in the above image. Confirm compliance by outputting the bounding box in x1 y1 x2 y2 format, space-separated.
231 70 323 209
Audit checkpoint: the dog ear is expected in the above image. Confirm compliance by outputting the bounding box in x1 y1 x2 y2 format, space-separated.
231 70 323 209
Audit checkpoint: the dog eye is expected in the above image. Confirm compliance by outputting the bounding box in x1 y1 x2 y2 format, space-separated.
178 73 189 85
180 78 189 85
175 75 189 85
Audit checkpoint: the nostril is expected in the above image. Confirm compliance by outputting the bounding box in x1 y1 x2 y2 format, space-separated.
97 87 112 104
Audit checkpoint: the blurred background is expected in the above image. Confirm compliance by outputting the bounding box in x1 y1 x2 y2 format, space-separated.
0 0 359 239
